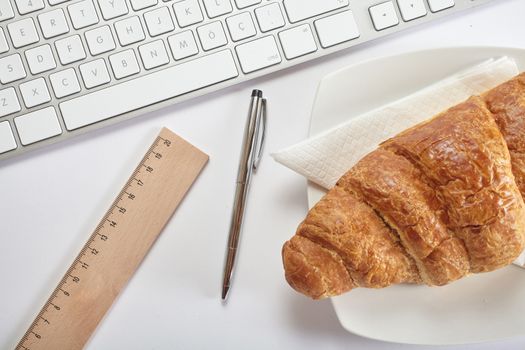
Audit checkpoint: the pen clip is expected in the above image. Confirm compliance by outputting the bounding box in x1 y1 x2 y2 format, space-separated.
252 98 266 171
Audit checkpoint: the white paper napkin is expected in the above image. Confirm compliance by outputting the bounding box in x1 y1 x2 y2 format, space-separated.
272 57 525 267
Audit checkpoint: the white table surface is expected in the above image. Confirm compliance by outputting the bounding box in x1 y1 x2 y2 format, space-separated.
1 1 525 349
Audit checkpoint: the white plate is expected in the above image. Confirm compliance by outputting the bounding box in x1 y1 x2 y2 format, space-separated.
307 47 525 345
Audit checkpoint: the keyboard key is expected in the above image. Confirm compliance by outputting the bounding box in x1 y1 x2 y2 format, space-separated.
50 68 81 98
144 7 175 37
115 16 145 46
49 0 71 4
168 31 199 60
315 10 359 48
14 107 62 146
55 35 87 64
79 59 111 88
97 0 128 20
0 54 26 84
197 21 227 51
25 44 57 74
15 0 45 15
173 0 204 27
0 121 17 154
283 0 349 23
0 2 15 22
139 40 169 69
109 50 140 79
234 0 261 9
235 35 281 73
202 0 232 18
428 0 454 12
60 50 238 130
255 3 285 33
398 0 427 21
226 12 256 42
279 24 317 60
0 28 9 53
85 25 116 55
130 0 158 11
7 18 39 48
19 78 52 108
38 9 70 39
68 0 99 29
0 88 22 117
369 2 399 31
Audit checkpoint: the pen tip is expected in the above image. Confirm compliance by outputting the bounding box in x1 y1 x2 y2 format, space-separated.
222 286 230 301
251 89 263 98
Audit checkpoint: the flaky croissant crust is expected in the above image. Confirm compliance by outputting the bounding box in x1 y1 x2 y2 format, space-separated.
283 74 525 300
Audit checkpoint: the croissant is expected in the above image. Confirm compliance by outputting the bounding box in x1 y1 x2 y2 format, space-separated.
282 73 525 299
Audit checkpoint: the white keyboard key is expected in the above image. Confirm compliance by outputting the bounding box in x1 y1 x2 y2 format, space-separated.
369 2 399 31
25 44 57 74
49 0 71 4
315 10 359 48
173 0 204 27
79 59 111 88
226 12 256 42
68 0 99 29
50 68 81 98
283 0 349 23
38 9 70 39
0 1 15 22
168 31 198 60
0 28 9 53
0 121 17 154
0 88 21 117
234 0 260 9
109 50 140 79
139 40 169 69
115 16 145 46
398 0 427 21
55 35 87 64
15 0 45 15
202 0 232 18
279 24 316 60
14 107 62 146
97 0 128 20
428 0 454 12
197 21 227 51
7 18 39 48
0 54 26 84
130 0 157 11
19 78 52 108
144 6 175 37
255 3 285 33
60 50 238 130
85 25 116 55
235 35 281 73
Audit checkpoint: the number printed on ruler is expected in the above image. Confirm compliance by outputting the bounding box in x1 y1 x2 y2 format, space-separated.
17 128 208 350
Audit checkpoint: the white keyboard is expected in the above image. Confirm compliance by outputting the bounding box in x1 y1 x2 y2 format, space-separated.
0 0 495 160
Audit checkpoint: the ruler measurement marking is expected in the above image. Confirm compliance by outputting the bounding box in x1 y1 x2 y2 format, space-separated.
16 131 208 350
16 144 152 347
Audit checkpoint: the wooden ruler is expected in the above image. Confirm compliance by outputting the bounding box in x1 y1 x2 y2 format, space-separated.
16 128 208 350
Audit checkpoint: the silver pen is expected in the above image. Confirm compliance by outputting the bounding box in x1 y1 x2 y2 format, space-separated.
222 90 267 301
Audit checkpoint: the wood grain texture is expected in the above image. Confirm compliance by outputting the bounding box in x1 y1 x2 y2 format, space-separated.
17 128 208 350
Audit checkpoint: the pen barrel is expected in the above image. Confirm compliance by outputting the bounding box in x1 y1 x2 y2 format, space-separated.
222 92 265 295
227 181 249 250
236 95 263 183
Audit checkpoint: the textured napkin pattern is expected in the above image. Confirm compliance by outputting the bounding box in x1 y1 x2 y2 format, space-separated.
272 57 525 267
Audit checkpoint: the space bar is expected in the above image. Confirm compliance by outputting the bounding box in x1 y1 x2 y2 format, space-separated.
60 50 239 131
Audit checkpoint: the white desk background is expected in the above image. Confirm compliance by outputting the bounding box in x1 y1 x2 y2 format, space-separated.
1 1 524 349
